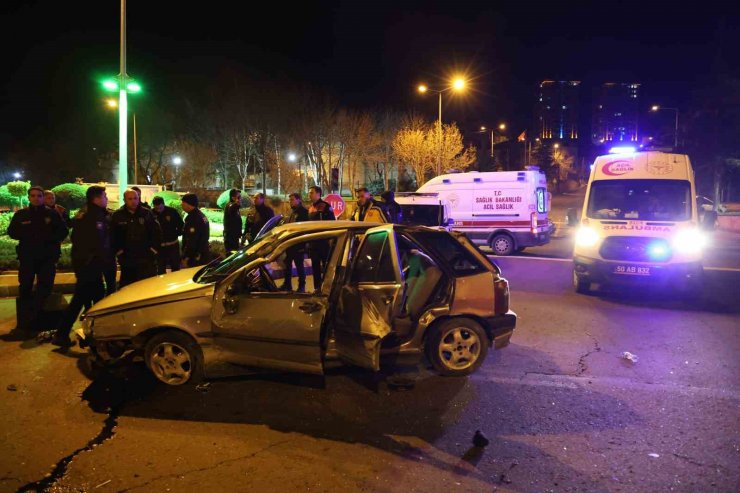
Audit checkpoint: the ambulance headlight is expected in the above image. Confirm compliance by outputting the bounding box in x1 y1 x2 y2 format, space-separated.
672 228 707 255
575 227 599 247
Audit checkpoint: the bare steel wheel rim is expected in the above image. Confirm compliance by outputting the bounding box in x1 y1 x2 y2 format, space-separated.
438 327 481 371
149 342 192 385
493 237 511 254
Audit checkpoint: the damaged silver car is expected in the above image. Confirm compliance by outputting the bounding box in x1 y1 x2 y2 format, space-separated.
77 221 516 385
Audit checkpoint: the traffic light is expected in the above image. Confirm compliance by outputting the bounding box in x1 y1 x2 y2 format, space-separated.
331 168 339 192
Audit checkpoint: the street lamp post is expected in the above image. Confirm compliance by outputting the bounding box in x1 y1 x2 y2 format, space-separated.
650 105 679 149
100 0 142 205
172 156 182 191
105 98 138 185
417 77 466 176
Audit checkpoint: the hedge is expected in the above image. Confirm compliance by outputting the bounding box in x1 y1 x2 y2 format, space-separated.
0 212 11 236
0 185 29 209
51 183 88 210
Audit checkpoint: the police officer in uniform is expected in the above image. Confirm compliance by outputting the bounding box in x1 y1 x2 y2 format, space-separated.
52 186 112 347
223 188 243 253
307 186 335 293
181 193 211 267
8 186 68 330
380 190 403 224
112 189 162 287
152 196 184 274
279 192 309 292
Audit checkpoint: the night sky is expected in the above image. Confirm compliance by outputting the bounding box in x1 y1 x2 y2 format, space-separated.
1 0 737 174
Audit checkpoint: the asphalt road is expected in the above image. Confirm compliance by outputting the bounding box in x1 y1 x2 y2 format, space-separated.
0 242 739 492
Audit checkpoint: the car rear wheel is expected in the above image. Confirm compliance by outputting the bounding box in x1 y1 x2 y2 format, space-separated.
490 234 515 256
426 318 488 376
573 270 591 294
144 331 203 386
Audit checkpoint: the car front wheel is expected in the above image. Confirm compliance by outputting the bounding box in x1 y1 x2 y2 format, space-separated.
144 331 203 386
426 318 488 376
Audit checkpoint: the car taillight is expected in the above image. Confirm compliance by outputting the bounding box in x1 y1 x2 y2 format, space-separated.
531 212 538 234
494 276 510 314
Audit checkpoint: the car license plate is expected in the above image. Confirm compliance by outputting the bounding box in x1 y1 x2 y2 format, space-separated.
613 265 650 276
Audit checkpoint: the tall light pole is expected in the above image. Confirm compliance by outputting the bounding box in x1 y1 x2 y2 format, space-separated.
417 76 467 176
100 0 141 205
105 98 139 185
650 105 679 149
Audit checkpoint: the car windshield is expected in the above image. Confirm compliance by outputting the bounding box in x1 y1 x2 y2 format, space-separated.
587 179 691 221
400 204 444 226
194 229 287 283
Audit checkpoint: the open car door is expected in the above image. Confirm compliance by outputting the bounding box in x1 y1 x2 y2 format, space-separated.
334 224 404 371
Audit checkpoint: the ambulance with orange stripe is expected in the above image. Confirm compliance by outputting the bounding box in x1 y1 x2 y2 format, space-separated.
573 149 705 294
416 170 551 255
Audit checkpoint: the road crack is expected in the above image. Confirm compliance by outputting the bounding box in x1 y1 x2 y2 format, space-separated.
17 406 120 492
116 438 296 493
574 331 601 376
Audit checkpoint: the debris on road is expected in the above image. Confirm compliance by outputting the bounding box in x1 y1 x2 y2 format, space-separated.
648 453 660 458
195 382 211 393
621 351 639 363
473 430 490 448
94 479 112 489
7 384 17 391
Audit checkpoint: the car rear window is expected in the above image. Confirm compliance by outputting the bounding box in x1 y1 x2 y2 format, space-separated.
411 231 487 276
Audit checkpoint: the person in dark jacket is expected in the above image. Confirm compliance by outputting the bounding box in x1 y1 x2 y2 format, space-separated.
111 189 162 287
380 190 403 224
181 193 210 267
44 190 71 227
52 186 112 347
243 192 275 244
8 186 68 330
131 186 151 209
307 186 335 221
278 193 309 292
223 188 243 253
306 186 335 292
152 197 184 274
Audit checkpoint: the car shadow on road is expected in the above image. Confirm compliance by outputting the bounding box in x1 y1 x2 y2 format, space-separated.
76 352 638 491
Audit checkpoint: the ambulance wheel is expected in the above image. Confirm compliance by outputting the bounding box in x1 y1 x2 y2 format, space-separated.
573 271 591 294
490 234 515 256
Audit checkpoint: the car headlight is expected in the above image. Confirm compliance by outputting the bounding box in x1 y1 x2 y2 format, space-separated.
672 228 707 255
575 227 599 247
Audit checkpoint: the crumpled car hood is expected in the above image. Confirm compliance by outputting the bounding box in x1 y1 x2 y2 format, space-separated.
87 267 212 316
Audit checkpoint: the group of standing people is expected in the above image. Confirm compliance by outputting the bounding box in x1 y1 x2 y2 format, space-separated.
8 185 211 347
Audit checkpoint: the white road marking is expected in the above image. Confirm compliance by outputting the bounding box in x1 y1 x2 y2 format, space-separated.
487 255 740 272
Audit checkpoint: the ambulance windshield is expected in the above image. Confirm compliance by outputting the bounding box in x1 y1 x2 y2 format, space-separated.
587 179 691 221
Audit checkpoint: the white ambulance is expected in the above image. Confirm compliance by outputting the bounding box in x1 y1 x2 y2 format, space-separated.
416 170 551 255
573 150 705 294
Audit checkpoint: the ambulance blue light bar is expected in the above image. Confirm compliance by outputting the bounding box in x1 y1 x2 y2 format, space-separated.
608 146 636 155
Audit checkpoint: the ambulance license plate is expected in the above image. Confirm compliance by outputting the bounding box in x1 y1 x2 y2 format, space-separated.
613 265 650 276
